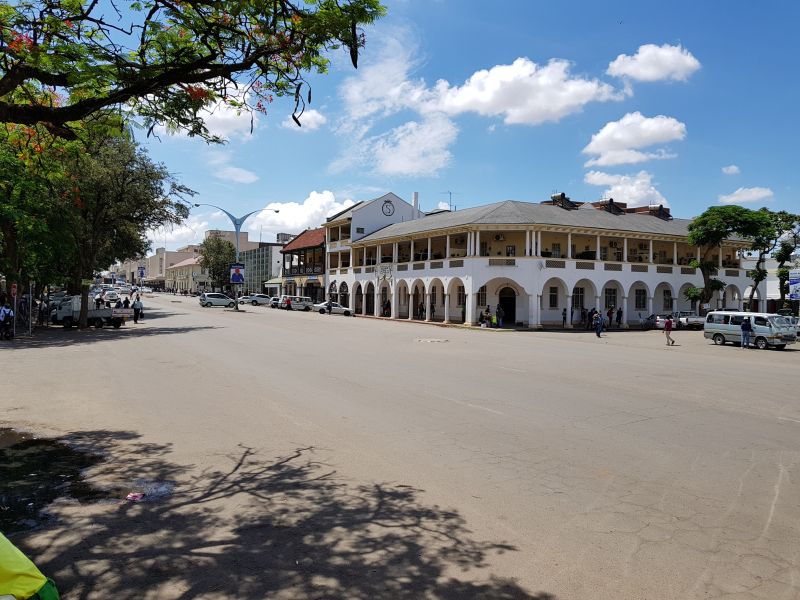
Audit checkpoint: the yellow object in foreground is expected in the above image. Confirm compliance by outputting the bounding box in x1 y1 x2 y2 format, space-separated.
0 533 52 600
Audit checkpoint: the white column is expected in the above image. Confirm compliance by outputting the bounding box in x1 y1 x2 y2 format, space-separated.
410 239 415 262
649 239 654 263
363 246 367 266
362 291 368 315
424 292 431 321
565 294 573 328
475 231 481 256
391 283 398 319
408 290 413 320
596 235 601 261
443 293 450 323
393 242 398 263
623 238 628 262
595 295 601 315
527 294 535 327
374 287 380 317
445 235 450 259
621 296 629 329
465 290 476 325
535 294 542 327
525 231 531 256
648 296 654 316
350 248 354 268
718 247 723 268
567 233 573 259
673 242 678 266
536 231 542 256
467 232 472 256
427 237 432 261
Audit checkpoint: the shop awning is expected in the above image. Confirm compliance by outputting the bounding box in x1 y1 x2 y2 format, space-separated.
264 277 283 285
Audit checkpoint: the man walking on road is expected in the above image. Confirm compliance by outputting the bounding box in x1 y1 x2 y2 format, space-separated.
664 315 675 346
132 297 143 323
741 317 752 349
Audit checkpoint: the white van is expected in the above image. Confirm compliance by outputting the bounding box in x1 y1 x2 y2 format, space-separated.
280 295 314 311
703 311 796 350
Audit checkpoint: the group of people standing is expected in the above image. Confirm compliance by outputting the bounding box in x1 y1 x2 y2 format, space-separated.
478 305 505 328
563 307 623 332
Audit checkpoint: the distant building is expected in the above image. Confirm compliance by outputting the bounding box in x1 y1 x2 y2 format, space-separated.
276 232 294 244
279 228 326 302
205 230 260 253
239 244 283 295
165 257 210 293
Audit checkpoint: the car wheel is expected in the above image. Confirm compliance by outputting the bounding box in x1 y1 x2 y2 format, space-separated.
228 302 235 308
63 317 73 329
112 318 122 329
94 318 103 328
252 301 258 306
319 308 326 314
344 310 351 317
755 337 768 350
712 333 725 345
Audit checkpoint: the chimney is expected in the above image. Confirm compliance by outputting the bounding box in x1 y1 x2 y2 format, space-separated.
412 191 419 219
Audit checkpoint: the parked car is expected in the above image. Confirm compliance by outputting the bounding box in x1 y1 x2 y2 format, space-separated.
704 311 796 349
199 292 235 308
675 311 705 330
280 295 313 311
102 290 120 303
313 301 352 316
270 296 280 308
641 313 671 330
240 293 271 306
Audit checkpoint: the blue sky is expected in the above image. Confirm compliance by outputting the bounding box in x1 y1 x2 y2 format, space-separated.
141 0 800 249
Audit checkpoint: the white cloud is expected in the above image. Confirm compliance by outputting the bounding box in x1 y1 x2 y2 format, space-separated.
206 150 259 184
281 109 327 132
430 57 624 125
583 112 686 166
333 29 625 177
607 43 700 82
718 187 773 204
246 191 356 236
722 164 740 175
584 170 668 207
147 215 211 248
371 115 458 177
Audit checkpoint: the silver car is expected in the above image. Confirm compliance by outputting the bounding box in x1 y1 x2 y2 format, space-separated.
199 293 235 308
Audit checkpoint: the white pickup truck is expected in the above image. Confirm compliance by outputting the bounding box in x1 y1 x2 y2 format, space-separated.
51 296 132 329
676 311 705 330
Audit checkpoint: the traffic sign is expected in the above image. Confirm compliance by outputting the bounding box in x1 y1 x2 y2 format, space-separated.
230 263 245 284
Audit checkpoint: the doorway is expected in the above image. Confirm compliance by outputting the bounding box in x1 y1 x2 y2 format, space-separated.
498 287 516 325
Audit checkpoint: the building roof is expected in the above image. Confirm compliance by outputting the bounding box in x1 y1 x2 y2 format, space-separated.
325 192 406 224
166 257 200 270
281 227 326 252
356 200 748 244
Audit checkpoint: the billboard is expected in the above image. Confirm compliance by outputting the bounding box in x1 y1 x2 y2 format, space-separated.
789 269 800 301
230 263 245 284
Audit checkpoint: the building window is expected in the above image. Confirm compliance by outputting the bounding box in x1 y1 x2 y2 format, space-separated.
477 285 487 307
505 245 516 257
457 285 465 306
551 243 561 258
635 289 647 311
604 288 617 310
356 227 365 234
663 289 673 311
549 286 559 309
572 286 584 309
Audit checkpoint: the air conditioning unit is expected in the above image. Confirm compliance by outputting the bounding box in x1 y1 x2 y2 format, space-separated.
494 234 505 241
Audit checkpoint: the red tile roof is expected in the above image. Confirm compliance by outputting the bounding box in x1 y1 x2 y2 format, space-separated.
281 227 325 253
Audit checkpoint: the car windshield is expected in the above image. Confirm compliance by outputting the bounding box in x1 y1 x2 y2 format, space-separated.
769 316 791 327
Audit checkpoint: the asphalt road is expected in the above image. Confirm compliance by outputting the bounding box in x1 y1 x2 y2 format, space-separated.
3 295 799 600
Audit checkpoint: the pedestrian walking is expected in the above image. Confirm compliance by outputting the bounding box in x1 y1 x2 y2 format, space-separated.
132 298 143 323
664 314 675 346
616 307 623 328
123 297 130 308
740 317 752 349
593 312 603 338
562 308 567 328
607 307 614 328
417 302 424 320
326 299 332 315
430 301 436 321
496 305 504 327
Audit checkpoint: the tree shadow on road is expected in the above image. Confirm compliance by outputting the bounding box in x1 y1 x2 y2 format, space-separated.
0 324 218 349
10 429 556 599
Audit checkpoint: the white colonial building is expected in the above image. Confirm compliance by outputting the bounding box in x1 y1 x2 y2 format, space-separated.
325 193 753 327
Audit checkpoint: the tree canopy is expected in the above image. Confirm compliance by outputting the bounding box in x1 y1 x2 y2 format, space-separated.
0 0 385 140
687 205 774 307
198 235 235 290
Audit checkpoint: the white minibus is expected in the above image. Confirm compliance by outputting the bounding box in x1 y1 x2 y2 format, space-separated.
703 311 796 350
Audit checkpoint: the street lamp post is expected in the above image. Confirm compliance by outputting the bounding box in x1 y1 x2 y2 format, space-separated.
193 203 279 311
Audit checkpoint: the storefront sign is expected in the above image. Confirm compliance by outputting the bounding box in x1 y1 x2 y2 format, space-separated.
789 269 800 300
